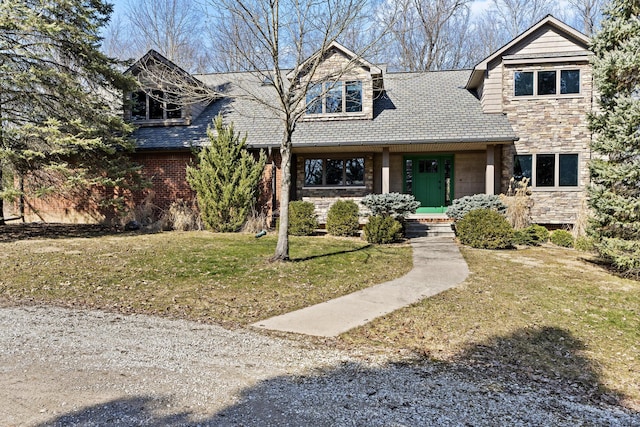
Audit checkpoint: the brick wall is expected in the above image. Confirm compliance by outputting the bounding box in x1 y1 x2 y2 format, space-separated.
132 150 279 222
131 151 196 210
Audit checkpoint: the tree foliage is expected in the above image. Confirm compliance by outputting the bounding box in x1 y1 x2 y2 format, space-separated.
588 0 640 275
0 0 143 223
186 116 266 232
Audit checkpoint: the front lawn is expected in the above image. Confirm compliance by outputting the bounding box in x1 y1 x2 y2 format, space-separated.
0 230 412 325
342 245 640 410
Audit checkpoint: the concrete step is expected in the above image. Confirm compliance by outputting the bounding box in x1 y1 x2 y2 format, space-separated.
405 220 455 238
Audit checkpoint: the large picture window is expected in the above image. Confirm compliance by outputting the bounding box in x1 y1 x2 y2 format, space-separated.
131 90 182 121
304 157 365 186
514 69 581 97
306 81 362 115
514 153 579 188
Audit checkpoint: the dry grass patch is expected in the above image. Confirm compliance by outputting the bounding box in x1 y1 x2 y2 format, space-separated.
342 246 640 409
0 231 411 326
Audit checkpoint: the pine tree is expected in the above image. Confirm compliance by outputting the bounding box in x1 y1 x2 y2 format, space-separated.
589 0 640 274
186 116 267 232
0 0 143 223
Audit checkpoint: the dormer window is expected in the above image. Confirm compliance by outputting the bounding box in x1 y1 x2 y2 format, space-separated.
306 81 363 115
514 69 581 97
131 90 182 121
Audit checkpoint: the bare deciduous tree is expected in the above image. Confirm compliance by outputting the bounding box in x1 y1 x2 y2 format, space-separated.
567 0 602 35
103 0 211 73
382 0 473 71
488 0 555 39
206 0 387 261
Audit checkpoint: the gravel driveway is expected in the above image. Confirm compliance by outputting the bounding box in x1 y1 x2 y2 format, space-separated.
1 306 638 426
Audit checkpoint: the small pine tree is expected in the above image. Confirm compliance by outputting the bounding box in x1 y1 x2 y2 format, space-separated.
186 116 266 232
589 1 640 274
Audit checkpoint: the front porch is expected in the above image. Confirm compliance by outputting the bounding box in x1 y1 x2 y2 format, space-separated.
293 142 508 218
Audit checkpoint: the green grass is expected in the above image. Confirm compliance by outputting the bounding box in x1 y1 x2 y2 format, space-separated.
2 226 638 409
342 245 640 409
0 231 412 326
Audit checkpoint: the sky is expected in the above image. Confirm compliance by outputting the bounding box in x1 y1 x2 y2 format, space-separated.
107 0 494 21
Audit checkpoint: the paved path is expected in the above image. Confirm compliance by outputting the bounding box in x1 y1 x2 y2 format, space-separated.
252 236 470 337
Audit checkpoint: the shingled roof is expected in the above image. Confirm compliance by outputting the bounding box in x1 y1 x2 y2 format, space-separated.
133 69 516 151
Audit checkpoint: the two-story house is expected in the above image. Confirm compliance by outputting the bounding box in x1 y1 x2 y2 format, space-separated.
25 15 591 227
126 15 591 229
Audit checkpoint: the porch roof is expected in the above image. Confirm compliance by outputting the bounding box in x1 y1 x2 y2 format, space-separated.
133 69 517 151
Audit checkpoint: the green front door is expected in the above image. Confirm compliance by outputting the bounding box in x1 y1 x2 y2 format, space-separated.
404 155 453 213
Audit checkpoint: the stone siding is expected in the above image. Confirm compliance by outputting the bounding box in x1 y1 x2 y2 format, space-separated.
501 62 592 224
296 153 374 223
301 196 371 224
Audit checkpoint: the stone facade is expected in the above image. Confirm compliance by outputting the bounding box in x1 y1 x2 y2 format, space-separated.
501 62 593 224
296 153 374 222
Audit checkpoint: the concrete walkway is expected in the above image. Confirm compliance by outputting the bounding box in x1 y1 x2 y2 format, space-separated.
251 236 470 337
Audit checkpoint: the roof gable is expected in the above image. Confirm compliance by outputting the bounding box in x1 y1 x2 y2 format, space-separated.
125 49 204 89
286 41 382 81
466 15 590 89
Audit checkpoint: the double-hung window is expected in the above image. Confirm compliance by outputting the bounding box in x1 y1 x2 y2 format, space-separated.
514 153 579 188
514 70 581 97
306 81 363 115
304 158 365 186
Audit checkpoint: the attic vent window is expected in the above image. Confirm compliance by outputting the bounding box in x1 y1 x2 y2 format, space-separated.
514 69 581 97
306 81 362 115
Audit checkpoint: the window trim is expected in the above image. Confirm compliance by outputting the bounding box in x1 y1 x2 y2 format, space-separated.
514 68 581 98
303 157 366 188
305 80 363 116
514 153 581 190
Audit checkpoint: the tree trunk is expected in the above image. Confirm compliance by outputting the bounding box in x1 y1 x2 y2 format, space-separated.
272 136 292 261
19 175 25 222
0 167 4 226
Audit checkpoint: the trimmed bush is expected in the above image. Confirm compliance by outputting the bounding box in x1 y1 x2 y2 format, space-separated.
326 200 360 237
364 215 403 244
361 193 420 218
446 194 506 221
512 224 549 246
574 236 596 252
288 201 318 236
456 209 514 249
550 229 575 248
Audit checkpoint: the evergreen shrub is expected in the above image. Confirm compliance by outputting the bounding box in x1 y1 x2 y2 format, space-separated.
456 209 514 249
512 224 549 246
361 193 420 218
288 201 318 236
186 116 266 232
446 194 506 221
550 230 575 248
364 215 403 244
574 236 595 252
326 200 360 237
597 238 640 274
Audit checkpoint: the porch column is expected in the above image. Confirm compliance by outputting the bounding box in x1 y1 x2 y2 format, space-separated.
382 147 390 194
485 145 495 195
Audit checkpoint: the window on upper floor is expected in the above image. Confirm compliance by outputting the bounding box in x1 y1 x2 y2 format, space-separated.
514 153 579 188
131 90 182 121
306 81 363 115
514 70 580 97
304 157 365 186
